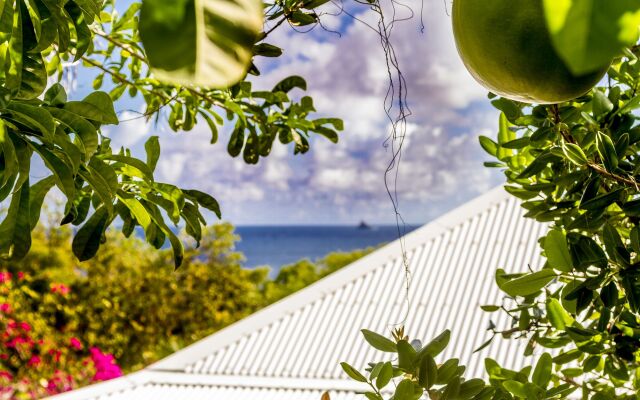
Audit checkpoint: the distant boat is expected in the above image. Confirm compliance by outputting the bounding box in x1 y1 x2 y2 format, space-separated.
357 221 371 230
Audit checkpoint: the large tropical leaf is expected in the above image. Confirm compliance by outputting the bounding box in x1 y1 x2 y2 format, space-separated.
139 0 263 88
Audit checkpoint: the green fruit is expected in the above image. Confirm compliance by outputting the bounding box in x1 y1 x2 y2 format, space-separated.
452 0 610 104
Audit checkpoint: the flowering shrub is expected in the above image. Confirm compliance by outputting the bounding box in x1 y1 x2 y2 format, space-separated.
0 272 122 399
0 221 370 395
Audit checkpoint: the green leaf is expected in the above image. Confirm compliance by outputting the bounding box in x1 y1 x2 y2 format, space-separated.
361 330 396 352
139 0 262 88
64 91 119 125
561 141 588 166
502 380 527 398
375 362 393 389
544 229 572 272
72 206 110 261
28 176 56 230
546 298 574 330
417 354 437 389
491 98 521 122
102 154 155 182
595 131 618 172
340 362 367 383
273 76 307 93
500 269 556 297
441 378 460 400
145 136 160 172
593 91 614 117
183 189 221 218
0 178 31 260
397 340 416 371
32 144 75 199
143 201 184 268
6 101 55 140
253 43 282 57
417 329 451 358
579 188 624 211
543 0 640 75
435 359 459 385
394 379 418 400
458 379 485 400
48 107 99 159
118 194 153 237
44 83 68 107
478 136 498 157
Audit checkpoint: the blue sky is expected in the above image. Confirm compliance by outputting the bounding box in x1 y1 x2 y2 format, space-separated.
73 0 503 226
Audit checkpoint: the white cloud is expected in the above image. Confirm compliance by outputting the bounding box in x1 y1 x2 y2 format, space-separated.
104 111 151 148
105 0 503 225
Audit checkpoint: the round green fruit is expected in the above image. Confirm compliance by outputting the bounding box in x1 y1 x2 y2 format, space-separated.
452 0 609 104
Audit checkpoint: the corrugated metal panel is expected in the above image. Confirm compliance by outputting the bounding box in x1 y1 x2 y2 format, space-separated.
48 187 550 400
183 193 546 379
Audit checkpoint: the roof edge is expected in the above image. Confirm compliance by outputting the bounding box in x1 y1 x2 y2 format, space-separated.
45 370 151 400
151 186 510 371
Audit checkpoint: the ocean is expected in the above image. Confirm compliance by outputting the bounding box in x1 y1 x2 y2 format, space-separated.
234 225 418 273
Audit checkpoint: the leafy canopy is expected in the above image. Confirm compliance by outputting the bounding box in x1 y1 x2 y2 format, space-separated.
0 0 343 267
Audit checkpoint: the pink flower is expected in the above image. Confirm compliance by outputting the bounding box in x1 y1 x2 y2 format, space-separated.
0 370 11 380
69 337 83 350
0 303 10 313
51 283 70 296
0 272 11 283
90 347 123 381
27 355 41 367
19 321 30 332
16 272 24 280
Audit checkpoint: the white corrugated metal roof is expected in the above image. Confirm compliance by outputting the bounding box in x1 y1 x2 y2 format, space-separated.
48 187 548 400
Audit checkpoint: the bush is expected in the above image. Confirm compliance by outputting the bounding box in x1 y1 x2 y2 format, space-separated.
0 272 122 398
0 220 373 396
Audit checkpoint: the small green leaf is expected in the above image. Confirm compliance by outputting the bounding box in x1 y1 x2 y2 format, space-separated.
145 136 161 172
595 131 618 172
458 379 485 400
72 206 110 261
273 76 307 93
28 176 56 230
593 91 614 117
183 189 221 218
394 379 417 400
417 329 451 358
546 298 574 330
340 362 367 383
0 179 31 260
417 354 437 389
375 362 393 389
64 91 118 125
502 380 527 398
500 269 556 297
397 340 417 371
436 359 459 385
361 330 396 352
544 229 572 272
478 136 498 157
561 141 588 166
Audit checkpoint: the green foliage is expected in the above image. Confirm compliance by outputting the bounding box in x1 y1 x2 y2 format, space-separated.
0 0 343 268
3 218 370 371
341 328 489 400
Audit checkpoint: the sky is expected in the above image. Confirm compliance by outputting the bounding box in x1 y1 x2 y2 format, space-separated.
75 0 504 226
